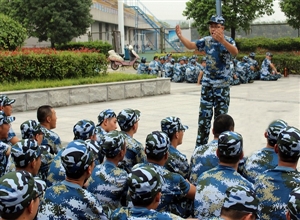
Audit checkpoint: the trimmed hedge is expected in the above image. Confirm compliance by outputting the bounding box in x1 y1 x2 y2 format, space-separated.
55 41 113 56
0 49 108 83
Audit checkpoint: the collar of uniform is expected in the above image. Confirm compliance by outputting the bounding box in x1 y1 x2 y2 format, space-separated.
274 166 297 172
262 147 275 152
218 164 236 171
61 180 83 189
104 160 117 167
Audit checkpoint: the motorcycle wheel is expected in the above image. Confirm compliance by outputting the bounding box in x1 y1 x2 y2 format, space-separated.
133 61 140 70
111 61 119 70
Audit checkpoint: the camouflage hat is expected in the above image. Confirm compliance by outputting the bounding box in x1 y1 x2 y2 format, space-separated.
145 131 170 158
161 116 188 135
223 185 259 218
266 52 273 57
190 59 196 64
170 58 175 64
218 131 243 156
0 111 15 126
11 139 41 168
20 120 44 139
85 139 104 164
277 126 300 157
242 56 249 62
266 119 288 146
73 119 96 140
287 186 300 220
0 95 15 107
101 130 125 158
97 109 116 126
0 171 45 215
117 108 140 131
249 52 256 58
201 56 207 62
208 15 225 26
159 56 165 61
128 165 161 202
61 140 95 174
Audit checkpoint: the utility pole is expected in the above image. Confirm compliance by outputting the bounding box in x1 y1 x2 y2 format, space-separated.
160 26 165 53
216 0 222 16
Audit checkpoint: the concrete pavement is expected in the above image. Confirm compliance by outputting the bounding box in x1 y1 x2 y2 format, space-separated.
11 75 300 162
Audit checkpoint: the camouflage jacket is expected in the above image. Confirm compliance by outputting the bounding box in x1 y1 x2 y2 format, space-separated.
255 166 300 220
41 126 62 154
38 180 108 220
194 165 254 219
87 160 128 215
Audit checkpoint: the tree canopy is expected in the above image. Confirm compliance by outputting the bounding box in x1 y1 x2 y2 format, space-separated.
183 0 275 39
0 0 93 47
0 13 27 50
279 0 300 30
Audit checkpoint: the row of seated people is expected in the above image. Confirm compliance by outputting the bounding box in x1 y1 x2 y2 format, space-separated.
0 96 299 219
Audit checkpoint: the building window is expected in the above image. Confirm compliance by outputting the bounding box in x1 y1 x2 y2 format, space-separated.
99 22 102 40
105 23 109 41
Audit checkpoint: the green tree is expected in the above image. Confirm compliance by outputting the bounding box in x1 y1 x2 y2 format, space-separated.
279 0 300 30
183 0 275 39
179 21 190 29
0 14 27 50
0 0 93 48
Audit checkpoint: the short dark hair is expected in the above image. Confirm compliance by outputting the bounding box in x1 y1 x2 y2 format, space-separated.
1 209 25 220
213 114 235 137
218 152 242 164
37 105 53 123
146 152 166 162
131 192 157 207
221 207 253 219
153 56 158 60
278 150 299 163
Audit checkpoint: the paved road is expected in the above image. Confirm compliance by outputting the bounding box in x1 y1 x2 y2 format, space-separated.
11 74 300 162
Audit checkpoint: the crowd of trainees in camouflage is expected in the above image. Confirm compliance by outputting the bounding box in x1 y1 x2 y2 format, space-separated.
0 95 300 220
137 52 282 84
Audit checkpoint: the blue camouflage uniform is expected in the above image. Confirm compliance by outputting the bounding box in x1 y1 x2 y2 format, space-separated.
140 131 192 218
46 149 65 187
0 112 15 178
243 119 288 183
189 139 218 185
0 170 46 220
149 59 159 75
287 187 300 220
248 53 260 80
161 116 190 179
185 59 199 83
137 63 150 74
194 131 254 219
39 140 108 220
254 126 300 220
235 57 251 83
41 125 62 154
111 165 184 220
172 59 186 82
195 15 235 146
229 60 240 86
87 131 128 217
117 108 147 172
164 59 175 78
260 52 281 81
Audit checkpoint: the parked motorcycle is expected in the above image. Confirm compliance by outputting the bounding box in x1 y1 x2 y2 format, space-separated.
108 46 140 71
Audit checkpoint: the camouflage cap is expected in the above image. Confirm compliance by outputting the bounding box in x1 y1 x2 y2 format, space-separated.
159 56 165 61
266 52 273 57
85 139 104 164
201 56 207 62
20 120 44 139
266 119 288 146
190 59 196 64
0 95 15 107
101 130 125 158
0 171 45 215
287 186 300 219
277 126 300 157
97 109 116 126
242 56 249 62
61 140 95 174
0 111 15 126
117 108 140 131
218 131 243 156
11 139 41 168
249 52 256 58
73 119 96 140
128 165 161 202
223 185 259 218
208 15 225 26
145 131 170 158
161 116 188 135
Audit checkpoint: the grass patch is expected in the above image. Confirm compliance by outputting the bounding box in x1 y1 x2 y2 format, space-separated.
1 73 157 92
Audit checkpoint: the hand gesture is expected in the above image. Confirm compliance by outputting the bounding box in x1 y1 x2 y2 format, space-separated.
211 25 225 43
176 25 182 37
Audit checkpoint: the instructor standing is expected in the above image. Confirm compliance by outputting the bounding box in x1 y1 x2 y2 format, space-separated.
176 15 238 146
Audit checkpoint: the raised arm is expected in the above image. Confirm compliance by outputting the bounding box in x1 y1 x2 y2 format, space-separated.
176 25 197 50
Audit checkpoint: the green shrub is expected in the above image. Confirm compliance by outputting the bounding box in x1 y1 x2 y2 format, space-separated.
0 14 27 50
55 41 113 56
0 49 108 83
